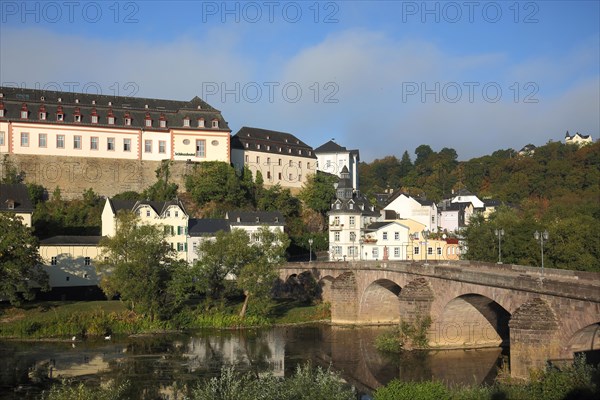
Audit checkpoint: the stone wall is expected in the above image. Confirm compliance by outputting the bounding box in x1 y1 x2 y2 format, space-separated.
1 154 192 199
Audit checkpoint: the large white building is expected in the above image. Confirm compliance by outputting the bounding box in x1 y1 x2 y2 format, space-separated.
0 86 231 163
383 192 438 232
314 140 359 190
230 127 316 192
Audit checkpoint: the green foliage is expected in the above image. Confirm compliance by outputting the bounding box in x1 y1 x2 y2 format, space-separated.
299 172 338 215
33 188 103 239
374 380 451 400
0 213 49 305
42 380 129 400
97 211 191 320
142 160 178 201
375 315 432 352
188 363 355 400
0 155 23 183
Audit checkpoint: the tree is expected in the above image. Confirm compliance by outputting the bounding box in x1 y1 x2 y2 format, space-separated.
192 229 256 300
299 172 337 215
97 211 189 320
238 226 290 318
143 160 178 201
0 213 48 305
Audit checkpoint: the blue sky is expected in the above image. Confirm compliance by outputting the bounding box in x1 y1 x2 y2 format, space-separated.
1 1 598 161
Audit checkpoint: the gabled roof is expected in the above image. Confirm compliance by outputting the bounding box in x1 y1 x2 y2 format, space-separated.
365 221 409 231
188 218 230 237
227 211 285 226
0 183 34 213
383 191 434 209
40 236 104 246
106 198 187 216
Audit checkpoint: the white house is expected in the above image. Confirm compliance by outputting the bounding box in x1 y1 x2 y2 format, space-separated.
39 235 102 288
186 218 231 264
226 210 286 240
328 166 380 261
101 198 189 260
565 131 593 147
360 221 411 261
383 192 438 232
449 189 484 209
314 140 359 190
0 183 34 227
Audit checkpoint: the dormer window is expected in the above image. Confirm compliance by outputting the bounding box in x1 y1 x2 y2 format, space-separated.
255 216 260 223
159 113 167 128
237 217 241 223
73 107 81 122
211 119 218 128
274 217 279 223
197 118 205 128
38 105 47 120
145 112 152 127
20 104 28 119
6 199 15 210
288 148 292 153
124 112 131 126
257 144 261 150
183 117 190 127
298 150 302 155
91 108 98 124
266 145 270 150
107 108 115 125
0 102 4 117
245 143 249 148
56 105 64 121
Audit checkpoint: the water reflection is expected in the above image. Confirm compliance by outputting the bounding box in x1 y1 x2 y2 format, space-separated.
0 325 506 399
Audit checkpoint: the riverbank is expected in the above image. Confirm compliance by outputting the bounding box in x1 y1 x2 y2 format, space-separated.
0 299 331 339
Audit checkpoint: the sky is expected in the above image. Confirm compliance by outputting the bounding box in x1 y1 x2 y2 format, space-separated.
1 0 598 161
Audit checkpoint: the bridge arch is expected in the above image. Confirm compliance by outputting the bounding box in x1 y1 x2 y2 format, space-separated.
432 294 510 348
358 279 402 323
565 322 600 363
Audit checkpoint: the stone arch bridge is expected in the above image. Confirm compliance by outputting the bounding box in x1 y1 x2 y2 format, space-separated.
279 260 600 378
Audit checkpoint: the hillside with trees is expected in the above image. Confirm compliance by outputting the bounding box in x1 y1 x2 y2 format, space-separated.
359 141 599 272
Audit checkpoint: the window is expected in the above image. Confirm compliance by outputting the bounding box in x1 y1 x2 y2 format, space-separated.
108 116 115 125
256 156 260 163
289 160 293 166
51 256 57 265
437 247 442 255
146 210 150 217
267 171 271 180
349 232 356 242
212 119 218 128
74 114 81 122
175 211 179 217
177 226 184 235
394 247 400 257
183 118 190 127
38 133 47 148
395 232 399 240
40 112 46 120
267 157 270 164
278 159 282 166
159 140 166 154
21 110 28 119
145 119 152 127
196 140 205 157
349 216 355 226
432 215 435 223
428 247 433 255
145 140 152 153
159 119 166 128
278 172 282 180
107 137 115 151
197 118 204 128
333 246 342 255
73 135 82 149
299 161 302 168
245 155 249 163
125 117 131 126
91 137 99 150
334 232 340 241
349 203 354 210
288 173 293 180
57 113 64 121
21 132 29 147
307 162 310 169
349 246 357 257
372 248 379 259
414 247 420 255
0 109 4 117
257 144 261 150
84 257 91 266
166 211 171 217
124 138 131 152
334 216 340 225
0 131 4 146
91 115 98 124
56 135 65 148
177 243 185 251
383 232 388 240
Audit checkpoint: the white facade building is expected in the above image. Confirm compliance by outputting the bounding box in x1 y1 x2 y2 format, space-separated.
383 192 438 232
314 140 359 190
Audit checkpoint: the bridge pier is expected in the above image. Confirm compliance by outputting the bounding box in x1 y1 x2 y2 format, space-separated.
509 298 561 379
331 272 359 323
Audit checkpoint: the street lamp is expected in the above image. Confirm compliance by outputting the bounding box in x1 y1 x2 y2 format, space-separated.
350 233 356 261
534 230 549 278
359 238 364 261
494 228 504 264
422 229 430 265
308 238 313 262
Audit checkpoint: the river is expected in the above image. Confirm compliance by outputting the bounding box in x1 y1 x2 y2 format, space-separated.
0 325 507 399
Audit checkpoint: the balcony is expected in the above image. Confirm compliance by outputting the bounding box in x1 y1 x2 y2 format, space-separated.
329 222 344 231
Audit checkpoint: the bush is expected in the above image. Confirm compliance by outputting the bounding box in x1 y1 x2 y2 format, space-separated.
373 380 451 400
42 380 129 400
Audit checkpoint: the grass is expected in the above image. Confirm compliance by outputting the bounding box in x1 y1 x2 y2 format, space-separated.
0 299 332 339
